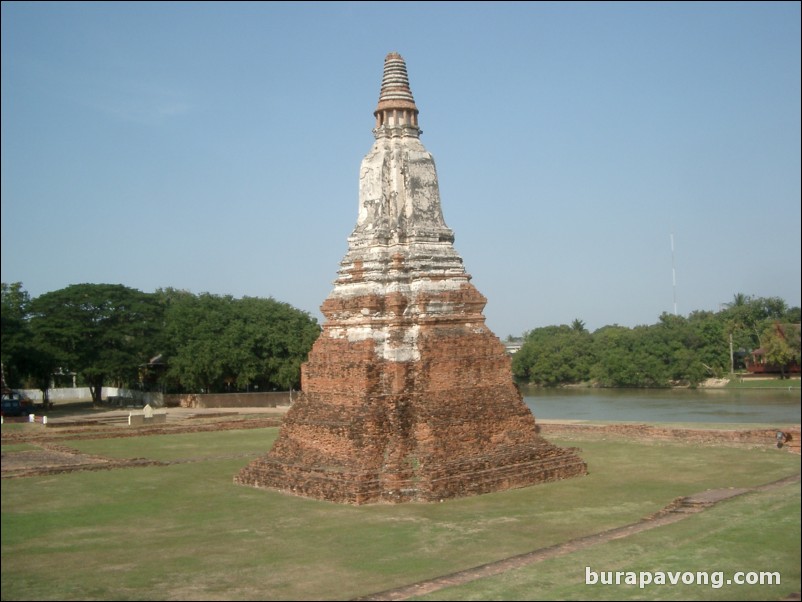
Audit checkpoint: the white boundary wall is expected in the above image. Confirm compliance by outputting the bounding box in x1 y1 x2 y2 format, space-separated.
17 387 162 406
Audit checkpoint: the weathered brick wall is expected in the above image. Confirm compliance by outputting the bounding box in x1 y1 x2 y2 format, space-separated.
235 284 587 504
538 423 801 452
163 391 293 408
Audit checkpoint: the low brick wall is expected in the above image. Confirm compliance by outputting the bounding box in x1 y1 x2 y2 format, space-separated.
162 391 293 409
538 423 801 452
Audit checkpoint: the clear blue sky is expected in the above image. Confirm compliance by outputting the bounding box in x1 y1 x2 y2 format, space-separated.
2 1 800 337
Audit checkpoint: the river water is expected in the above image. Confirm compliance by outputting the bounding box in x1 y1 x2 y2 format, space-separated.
521 386 801 424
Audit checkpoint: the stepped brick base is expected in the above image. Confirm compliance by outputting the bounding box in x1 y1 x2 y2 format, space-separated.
234 297 587 504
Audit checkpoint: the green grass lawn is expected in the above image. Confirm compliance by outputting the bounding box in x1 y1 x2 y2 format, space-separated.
413 480 800 601
726 376 801 389
2 427 799 601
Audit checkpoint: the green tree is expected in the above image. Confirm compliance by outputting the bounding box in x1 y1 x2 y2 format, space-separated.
1 282 31 388
160 292 232 392
1 282 62 404
596 325 672 387
512 324 594 386
516 293 798 388
238 296 320 390
28 284 163 404
761 323 801 379
160 292 319 393
589 325 637 387
727 292 750 308
570 318 586 333
687 311 729 380
720 294 790 351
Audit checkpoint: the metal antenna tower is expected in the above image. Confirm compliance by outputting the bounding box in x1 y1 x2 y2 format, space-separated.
670 230 677 316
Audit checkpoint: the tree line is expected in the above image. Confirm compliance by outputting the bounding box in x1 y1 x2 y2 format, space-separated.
1 282 321 404
511 294 801 387
3 283 800 400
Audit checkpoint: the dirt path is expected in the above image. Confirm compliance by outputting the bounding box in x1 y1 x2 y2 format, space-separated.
352 474 801 601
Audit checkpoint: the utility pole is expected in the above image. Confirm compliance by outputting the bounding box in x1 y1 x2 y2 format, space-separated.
729 333 734 374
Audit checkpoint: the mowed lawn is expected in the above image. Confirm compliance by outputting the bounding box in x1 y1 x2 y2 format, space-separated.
1 426 799 601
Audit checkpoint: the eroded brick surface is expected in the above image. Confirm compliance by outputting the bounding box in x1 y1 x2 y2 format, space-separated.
236 313 588 503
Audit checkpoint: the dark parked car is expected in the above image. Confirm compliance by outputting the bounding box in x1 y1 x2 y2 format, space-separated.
1 392 35 417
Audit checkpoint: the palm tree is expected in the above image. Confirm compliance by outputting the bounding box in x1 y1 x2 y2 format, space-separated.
726 292 750 309
571 319 586 333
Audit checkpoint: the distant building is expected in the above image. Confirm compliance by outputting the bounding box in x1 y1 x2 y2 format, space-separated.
744 323 801 375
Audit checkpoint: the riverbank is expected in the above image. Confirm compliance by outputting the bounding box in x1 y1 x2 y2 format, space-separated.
719 375 801 388
521 375 801 390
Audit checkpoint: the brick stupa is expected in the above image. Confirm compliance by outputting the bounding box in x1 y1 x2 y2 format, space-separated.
235 53 587 504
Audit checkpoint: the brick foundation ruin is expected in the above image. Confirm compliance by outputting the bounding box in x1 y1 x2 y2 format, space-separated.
235 52 587 504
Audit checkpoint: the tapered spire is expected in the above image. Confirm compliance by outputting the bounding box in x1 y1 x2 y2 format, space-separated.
373 52 420 137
